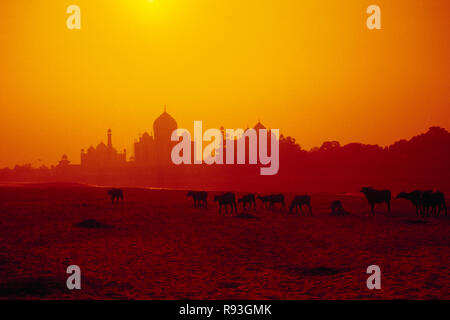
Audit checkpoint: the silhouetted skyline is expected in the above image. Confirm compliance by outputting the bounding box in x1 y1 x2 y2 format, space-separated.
1 125 449 192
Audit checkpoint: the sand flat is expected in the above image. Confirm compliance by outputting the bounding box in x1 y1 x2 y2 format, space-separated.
0 185 448 299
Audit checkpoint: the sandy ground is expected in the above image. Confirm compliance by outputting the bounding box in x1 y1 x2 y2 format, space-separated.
0 184 448 299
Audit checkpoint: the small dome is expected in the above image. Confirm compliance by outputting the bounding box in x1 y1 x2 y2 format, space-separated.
96 142 107 150
253 121 266 131
141 132 152 140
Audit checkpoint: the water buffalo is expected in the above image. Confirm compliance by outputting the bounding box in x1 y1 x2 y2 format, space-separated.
330 200 348 216
238 194 256 211
396 190 424 216
257 195 271 208
107 189 123 204
258 194 285 211
186 191 208 208
289 195 312 215
360 187 391 213
214 192 237 214
422 190 447 217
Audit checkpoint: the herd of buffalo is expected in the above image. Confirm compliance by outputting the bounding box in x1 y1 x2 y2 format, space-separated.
107 187 447 217
186 191 312 214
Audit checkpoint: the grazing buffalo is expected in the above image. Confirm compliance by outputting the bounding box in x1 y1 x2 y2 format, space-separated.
257 195 271 208
258 194 285 211
238 194 256 211
186 191 208 208
360 187 391 213
289 195 312 215
214 192 237 214
330 200 348 216
107 189 123 204
422 191 447 217
396 191 424 215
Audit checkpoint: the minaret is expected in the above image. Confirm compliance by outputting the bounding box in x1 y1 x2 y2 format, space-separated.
107 129 112 149
81 149 85 166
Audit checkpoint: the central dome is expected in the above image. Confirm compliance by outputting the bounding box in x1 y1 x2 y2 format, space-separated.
153 109 177 142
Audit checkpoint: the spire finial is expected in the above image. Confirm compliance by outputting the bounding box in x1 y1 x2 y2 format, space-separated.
164 105 167 112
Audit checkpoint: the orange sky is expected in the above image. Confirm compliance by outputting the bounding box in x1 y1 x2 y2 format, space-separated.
0 0 449 168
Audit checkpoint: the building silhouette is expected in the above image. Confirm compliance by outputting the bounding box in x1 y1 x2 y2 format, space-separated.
78 109 267 169
134 108 177 166
218 120 272 164
81 129 126 168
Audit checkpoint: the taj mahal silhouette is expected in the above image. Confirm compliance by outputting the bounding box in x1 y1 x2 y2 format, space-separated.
80 108 177 169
